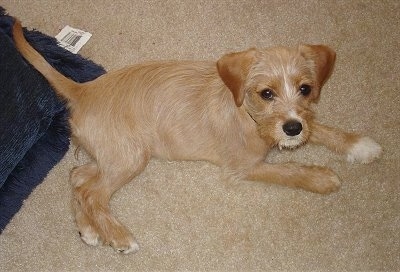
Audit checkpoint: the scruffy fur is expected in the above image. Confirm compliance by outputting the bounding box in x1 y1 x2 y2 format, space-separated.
12 19 382 254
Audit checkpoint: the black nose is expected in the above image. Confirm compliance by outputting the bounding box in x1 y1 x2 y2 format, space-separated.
282 120 303 136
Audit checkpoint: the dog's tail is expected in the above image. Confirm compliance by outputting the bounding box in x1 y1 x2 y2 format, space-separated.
12 19 82 103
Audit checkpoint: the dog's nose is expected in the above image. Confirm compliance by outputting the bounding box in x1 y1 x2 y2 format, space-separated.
282 120 302 136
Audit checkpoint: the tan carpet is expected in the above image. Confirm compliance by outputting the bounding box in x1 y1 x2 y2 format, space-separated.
1 1 399 271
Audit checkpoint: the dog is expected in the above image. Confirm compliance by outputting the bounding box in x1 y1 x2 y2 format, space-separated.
12 19 382 254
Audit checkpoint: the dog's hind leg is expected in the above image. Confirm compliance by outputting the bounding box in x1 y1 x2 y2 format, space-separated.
70 163 102 246
71 142 150 254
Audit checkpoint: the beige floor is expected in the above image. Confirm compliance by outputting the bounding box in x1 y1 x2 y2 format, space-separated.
1 1 399 271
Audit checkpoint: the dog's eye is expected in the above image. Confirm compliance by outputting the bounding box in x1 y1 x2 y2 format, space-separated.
299 84 312 96
260 89 275 100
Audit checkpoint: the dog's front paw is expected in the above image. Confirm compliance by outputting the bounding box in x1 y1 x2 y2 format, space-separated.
306 166 341 194
347 136 382 164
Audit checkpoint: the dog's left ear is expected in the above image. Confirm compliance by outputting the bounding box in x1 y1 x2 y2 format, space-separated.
217 49 257 107
299 45 336 101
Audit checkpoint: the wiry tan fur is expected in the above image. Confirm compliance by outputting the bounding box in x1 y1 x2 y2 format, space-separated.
12 19 382 254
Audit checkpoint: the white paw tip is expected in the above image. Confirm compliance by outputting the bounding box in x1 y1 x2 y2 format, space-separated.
80 230 101 247
125 241 140 254
347 137 382 164
115 241 140 254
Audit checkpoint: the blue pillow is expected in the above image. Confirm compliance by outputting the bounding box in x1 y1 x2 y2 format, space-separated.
0 7 105 232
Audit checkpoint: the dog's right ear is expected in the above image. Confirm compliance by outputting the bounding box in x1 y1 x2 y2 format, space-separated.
217 49 257 107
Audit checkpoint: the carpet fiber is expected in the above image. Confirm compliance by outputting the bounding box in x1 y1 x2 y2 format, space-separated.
0 1 398 271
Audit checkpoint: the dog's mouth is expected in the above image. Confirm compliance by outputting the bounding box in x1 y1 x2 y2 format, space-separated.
277 135 306 150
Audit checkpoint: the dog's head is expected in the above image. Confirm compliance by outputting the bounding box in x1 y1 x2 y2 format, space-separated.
217 45 336 149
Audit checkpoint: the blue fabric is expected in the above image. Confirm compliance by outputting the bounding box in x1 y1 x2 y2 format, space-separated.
0 7 105 232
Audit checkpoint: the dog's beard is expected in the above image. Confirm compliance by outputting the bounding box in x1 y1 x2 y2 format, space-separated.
277 134 307 150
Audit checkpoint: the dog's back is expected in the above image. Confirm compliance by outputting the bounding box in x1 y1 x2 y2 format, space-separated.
12 18 246 162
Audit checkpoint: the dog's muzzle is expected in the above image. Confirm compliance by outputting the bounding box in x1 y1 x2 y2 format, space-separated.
282 120 303 136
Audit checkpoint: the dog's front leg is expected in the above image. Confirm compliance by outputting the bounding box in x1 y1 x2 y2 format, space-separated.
246 162 341 194
310 122 382 164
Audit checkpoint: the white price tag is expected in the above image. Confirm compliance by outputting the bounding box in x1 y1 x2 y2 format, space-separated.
55 25 92 54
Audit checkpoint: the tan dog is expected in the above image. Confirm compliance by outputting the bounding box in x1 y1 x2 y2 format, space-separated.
13 19 382 254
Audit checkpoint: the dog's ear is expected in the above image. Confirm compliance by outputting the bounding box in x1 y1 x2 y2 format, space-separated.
217 49 257 107
299 45 336 100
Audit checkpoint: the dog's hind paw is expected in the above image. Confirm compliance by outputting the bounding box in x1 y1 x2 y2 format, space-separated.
347 136 382 164
113 240 140 254
79 226 102 247
110 235 140 254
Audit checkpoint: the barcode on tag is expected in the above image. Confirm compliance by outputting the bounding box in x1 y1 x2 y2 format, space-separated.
55 25 92 54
